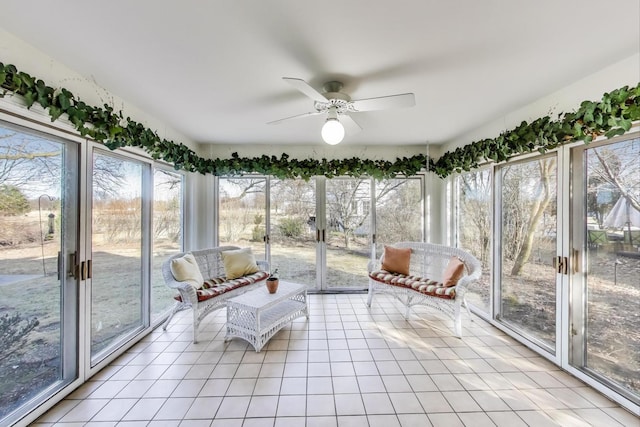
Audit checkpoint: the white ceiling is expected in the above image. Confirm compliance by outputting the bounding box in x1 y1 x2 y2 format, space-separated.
1 1 638 147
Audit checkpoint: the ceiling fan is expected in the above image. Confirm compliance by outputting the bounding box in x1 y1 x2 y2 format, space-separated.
267 77 415 145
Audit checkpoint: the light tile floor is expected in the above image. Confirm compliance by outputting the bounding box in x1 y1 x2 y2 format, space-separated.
34 294 639 427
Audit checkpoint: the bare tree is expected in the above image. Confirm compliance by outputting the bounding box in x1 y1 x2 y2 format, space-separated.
510 159 555 275
221 178 265 204
219 178 266 242
154 169 182 190
459 170 491 264
1 130 130 202
592 144 640 213
501 158 556 276
271 179 314 218
92 155 127 200
376 179 422 244
153 170 182 243
327 179 370 249
0 132 61 189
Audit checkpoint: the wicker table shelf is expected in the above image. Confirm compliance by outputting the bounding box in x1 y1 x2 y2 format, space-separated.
225 281 308 352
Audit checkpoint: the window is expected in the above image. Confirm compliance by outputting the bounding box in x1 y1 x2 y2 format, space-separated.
151 168 184 324
455 169 491 314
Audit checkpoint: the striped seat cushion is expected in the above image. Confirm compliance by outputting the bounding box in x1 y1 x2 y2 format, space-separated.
174 270 269 302
369 270 456 300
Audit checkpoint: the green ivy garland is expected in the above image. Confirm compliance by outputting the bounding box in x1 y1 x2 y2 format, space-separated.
0 61 638 179
433 83 640 177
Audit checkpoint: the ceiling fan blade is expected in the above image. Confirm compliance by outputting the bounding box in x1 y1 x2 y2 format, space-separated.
340 114 362 134
266 110 323 125
283 77 327 103
351 93 415 112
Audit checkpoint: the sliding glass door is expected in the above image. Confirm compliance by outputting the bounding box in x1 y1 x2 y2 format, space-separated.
324 178 371 290
374 177 424 252
0 123 79 425
455 169 492 314
0 116 185 424
217 176 424 291
572 136 639 402
269 178 317 288
453 137 640 410
151 168 184 324
496 155 559 352
89 149 147 365
218 177 267 259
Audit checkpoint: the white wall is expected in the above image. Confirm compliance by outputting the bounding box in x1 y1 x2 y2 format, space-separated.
430 53 640 244
445 53 640 152
0 26 196 152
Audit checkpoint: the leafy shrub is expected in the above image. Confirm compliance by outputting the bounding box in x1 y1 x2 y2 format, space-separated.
0 185 29 216
0 220 39 246
0 312 39 362
252 225 265 242
277 217 305 238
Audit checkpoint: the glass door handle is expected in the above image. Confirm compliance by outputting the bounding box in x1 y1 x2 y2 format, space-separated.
69 252 79 279
79 260 92 280
553 256 569 275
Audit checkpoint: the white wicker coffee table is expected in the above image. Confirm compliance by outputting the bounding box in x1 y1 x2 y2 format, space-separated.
225 281 308 352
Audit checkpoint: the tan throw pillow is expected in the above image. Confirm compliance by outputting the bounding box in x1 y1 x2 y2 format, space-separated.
170 253 204 287
221 247 260 280
443 256 465 287
381 245 411 276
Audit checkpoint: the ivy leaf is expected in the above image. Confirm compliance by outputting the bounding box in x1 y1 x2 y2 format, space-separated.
35 80 53 108
18 72 35 88
618 118 632 131
48 106 64 121
109 126 124 138
604 128 625 138
23 91 37 108
625 104 640 120
57 89 72 110
582 103 596 123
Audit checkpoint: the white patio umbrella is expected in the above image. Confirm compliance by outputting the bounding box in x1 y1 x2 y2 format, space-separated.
603 196 640 229
603 196 640 246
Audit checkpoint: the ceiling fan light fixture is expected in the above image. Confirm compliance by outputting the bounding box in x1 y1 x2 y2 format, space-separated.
321 106 344 145
321 118 345 145
272 77 414 144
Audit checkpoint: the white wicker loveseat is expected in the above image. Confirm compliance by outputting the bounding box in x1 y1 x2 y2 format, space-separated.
367 242 481 337
162 246 269 343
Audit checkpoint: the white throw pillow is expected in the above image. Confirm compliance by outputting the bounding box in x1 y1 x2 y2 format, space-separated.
221 247 260 280
170 253 204 288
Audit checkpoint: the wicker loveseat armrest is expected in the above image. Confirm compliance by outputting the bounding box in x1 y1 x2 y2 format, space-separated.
167 278 199 302
452 255 482 299
163 276 196 292
161 253 201 305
